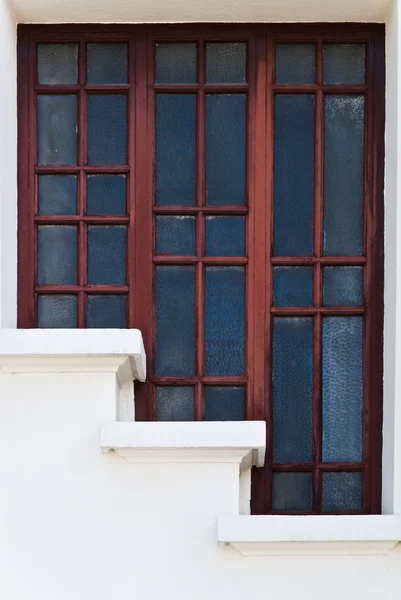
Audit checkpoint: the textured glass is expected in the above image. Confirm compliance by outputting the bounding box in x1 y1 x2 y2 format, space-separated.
156 387 195 421
273 267 313 307
87 226 127 285
323 267 363 306
156 267 196 377
156 94 196 206
205 267 245 377
322 317 363 462
204 387 244 421
156 216 195 255
38 175 77 216
38 295 77 328
273 318 313 463
323 44 365 84
37 44 78 84
156 43 196 84
87 295 127 328
273 473 313 512
205 216 245 256
38 95 77 165
324 95 364 255
87 44 128 84
88 95 127 165
322 472 362 512
274 95 315 256
275 44 315 84
206 43 246 83
37 226 77 285
87 175 126 215
206 95 246 205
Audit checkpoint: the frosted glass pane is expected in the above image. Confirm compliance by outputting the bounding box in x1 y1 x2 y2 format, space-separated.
322 472 362 512
87 175 126 215
38 295 77 328
157 387 195 421
156 216 195 255
275 44 315 84
88 95 127 165
206 43 246 83
87 295 127 328
38 95 77 165
87 44 127 84
323 44 365 84
273 267 313 307
273 473 313 512
87 226 127 285
38 175 77 216
156 43 196 84
38 44 78 84
204 387 244 421
323 267 363 306
37 225 77 285
205 216 245 256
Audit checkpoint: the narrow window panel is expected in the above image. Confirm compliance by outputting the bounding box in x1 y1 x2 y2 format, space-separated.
156 43 197 84
87 43 128 85
38 295 77 328
323 44 365 85
87 226 127 285
156 216 195 256
273 317 313 463
322 472 362 512
204 387 245 421
156 266 196 377
275 44 315 84
273 267 313 307
274 95 315 256
205 267 245 377
88 95 127 165
87 175 126 215
37 44 78 85
272 473 313 512
324 95 364 255
37 225 77 285
37 95 77 165
323 266 363 306
205 216 245 256
206 43 246 83
87 295 127 328
156 94 196 206
156 387 195 421
38 175 77 216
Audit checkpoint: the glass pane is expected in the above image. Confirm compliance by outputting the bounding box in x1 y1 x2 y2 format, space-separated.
275 44 315 84
87 43 128 84
274 95 315 256
324 95 364 255
38 175 77 216
156 216 195 255
206 43 246 83
38 295 77 328
273 318 313 463
156 387 195 421
87 226 127 285
323 44 365 84
205 267 245 377
156 94 196 206
156 43 197 84
322 317 363 462
273 267 313 307
323 267 363 306
87 295 127 328
37 225 77 285
87 175 126 215
38 95 77 165
156 267 196 377
37 44 78 85
322 472 362 512
205 216 245 257
88 95 127 165
206 95 246 205
273 473 313 512
204 387 244 421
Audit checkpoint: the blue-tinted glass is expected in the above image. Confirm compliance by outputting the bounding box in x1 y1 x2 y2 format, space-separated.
156 387 195 421
273 267 313 307
205 267 245 377
38 95 77 165
206 43 246 83
324 95 364 255
87 175 126 215
156 43 197 84
273 318 313 463
275 44 315 84
273 473 313 512
87 44 127 84
38 295 77 328
156 94 196 206
322 472 362 512
156 267 196 377
87 295 127 328
204 387 244 421
206 95 246 205
37 226 77 285
323 317 363 463
38 44 78 84
323 44 365 84
274 95 315 256
88 95 127 165
156 216 195 255
87 226 127 285
323 267 363 306
38 175 77 216
205 216 245 256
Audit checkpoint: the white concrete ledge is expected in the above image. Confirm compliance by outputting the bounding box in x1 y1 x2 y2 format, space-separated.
218 515 401 556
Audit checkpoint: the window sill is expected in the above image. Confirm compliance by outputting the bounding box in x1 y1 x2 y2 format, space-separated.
218 515 401 556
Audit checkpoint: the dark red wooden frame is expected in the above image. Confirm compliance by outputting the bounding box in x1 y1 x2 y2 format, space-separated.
17 23 385 515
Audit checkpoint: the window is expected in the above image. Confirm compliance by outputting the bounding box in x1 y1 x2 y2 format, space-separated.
17 24 385 515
